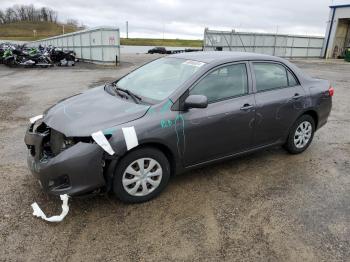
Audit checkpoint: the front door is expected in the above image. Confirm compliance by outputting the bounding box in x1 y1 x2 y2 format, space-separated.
182 62 256 167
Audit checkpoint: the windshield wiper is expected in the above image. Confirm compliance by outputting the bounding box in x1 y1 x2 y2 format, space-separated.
104 83 126 98
114 85 142 104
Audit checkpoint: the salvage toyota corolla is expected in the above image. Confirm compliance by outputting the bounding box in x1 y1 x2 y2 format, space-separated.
25 51 333 203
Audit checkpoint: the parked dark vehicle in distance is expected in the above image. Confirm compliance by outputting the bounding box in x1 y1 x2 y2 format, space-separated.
25 52 333 203
148 47 168 54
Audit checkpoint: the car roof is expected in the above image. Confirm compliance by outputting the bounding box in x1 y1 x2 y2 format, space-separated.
168 51 284 64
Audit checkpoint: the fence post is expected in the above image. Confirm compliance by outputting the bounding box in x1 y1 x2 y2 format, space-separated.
72 33 75 56
89 32 92 62
306 37 310 57
273 33 277 56
203 28 207 51
284 36 287 57
80 34 83 61
223 33 232 51
100 28 104 63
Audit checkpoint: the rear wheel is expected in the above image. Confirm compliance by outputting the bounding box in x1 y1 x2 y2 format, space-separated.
285 115 315 154
113 147 170 203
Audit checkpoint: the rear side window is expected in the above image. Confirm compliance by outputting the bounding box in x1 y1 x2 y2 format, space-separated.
190 63 248 103
253 63 288 92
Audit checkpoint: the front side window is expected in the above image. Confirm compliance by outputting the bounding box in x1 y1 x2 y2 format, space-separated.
190 63 248 103
253 63 289 92
117 57 205 101
287 70 298 86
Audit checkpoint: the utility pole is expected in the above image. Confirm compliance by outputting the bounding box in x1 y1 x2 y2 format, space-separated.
62 24 65 35
33 30 37 39
126 21 128 39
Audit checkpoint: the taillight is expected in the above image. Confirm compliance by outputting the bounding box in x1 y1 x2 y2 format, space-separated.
329 86 334 97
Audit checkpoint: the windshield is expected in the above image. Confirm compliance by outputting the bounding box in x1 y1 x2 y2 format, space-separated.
117 57 205 101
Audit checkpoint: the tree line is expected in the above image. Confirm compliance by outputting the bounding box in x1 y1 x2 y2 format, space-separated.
0 5 58 24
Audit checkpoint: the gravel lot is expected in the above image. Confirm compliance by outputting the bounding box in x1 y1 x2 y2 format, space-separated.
0 54 349 262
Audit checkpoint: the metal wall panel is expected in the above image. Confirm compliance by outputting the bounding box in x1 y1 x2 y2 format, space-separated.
203 29 324 58
30 27 120 64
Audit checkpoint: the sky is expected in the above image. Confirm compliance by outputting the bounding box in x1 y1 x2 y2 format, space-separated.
1 0 350 39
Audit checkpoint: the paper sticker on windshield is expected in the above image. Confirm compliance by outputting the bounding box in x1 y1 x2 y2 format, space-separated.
182 60 205 67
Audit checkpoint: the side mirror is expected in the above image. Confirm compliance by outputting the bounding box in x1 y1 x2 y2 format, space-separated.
184 95 208 109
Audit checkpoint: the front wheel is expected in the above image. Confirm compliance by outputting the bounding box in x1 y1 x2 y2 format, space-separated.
113 147 171 203
285 115 315 154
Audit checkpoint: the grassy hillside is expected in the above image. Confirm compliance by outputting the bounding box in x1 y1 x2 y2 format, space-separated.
121 38 203 47
0 21 203 47
0 21 80 41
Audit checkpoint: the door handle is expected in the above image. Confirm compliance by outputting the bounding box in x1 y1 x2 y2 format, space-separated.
292 93 302 100
240 104 254 111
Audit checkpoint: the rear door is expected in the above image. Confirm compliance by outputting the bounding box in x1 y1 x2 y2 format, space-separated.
251 61 306 146
182 62 256 166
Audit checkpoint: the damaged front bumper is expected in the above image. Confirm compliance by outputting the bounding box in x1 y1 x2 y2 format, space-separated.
24 120 106 196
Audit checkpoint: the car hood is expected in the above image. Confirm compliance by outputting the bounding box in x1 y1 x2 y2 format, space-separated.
43 86 150 137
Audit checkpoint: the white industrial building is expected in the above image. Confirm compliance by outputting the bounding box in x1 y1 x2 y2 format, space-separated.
30 27 120 65
323 4 350 58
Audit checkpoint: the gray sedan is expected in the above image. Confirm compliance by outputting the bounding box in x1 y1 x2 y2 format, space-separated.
25 51 333 203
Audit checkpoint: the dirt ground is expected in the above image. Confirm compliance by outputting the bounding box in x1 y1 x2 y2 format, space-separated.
0 54 349 262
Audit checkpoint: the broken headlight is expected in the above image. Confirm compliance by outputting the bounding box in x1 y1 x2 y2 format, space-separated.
45 128 95 157
61 137 75 150
59 137 94 152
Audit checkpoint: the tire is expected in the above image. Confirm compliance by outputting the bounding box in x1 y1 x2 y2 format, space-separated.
113 147 171 203
285 114 315 154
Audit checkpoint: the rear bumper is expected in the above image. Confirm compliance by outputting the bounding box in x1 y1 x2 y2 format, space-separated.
25 122 106 196
317 97 332 131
